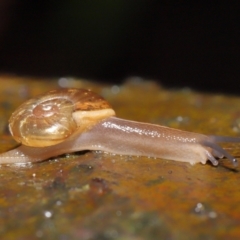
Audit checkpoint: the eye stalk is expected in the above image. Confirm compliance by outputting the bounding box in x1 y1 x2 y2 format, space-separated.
8 88 115 147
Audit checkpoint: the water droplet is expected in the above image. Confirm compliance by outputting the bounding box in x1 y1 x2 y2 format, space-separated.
194 202 204 213
111 85 120 94
176 116 183 122
56 200 62 206
44 211 52 218
208 211 217 219
58 77 69 87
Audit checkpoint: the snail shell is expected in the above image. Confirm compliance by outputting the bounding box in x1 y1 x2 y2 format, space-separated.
9 88 115 147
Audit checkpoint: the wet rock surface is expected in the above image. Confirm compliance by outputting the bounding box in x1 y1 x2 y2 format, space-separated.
0 75 240 239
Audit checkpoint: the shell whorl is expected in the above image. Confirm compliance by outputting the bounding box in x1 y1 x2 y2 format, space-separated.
9 88 115 147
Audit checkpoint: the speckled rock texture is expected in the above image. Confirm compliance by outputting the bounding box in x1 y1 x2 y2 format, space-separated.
0 75 240 240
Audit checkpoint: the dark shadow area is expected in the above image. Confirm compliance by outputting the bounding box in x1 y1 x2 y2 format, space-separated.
0 1 239 94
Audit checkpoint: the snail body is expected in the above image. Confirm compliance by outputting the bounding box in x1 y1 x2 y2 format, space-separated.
0 88 239 166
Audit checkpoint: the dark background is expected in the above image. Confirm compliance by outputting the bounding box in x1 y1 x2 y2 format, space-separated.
0 1 239 94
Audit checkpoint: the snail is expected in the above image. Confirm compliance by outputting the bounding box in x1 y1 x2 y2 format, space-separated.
0 88 239 166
